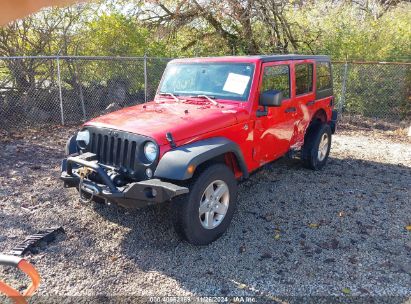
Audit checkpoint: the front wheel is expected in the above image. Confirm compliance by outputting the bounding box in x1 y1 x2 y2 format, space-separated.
172 164 238 245
301 123 332 170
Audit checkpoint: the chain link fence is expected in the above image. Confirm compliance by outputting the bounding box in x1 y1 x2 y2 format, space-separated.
0 56 409 130
332 61 410 124
0 56 170 128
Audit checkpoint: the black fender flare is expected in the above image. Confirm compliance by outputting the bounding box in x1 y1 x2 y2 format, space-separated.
154 137 249 180
329 110 338 134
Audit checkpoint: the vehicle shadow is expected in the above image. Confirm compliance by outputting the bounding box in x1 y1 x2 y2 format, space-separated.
93 156 411 299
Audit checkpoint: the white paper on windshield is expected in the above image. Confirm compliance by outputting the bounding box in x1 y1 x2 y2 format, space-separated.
223 73 250 95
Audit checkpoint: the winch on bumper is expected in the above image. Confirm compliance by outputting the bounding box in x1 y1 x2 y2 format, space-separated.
60 152 189 208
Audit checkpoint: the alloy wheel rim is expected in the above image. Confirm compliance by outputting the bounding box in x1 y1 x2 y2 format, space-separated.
199 180 230 230
318 133 329 161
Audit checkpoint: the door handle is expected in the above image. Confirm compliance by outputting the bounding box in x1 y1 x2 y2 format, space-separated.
306 100 315 106
285 107 296 113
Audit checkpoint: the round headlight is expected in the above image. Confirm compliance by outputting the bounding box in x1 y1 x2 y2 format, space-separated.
144 141 158 163
76 129 90 149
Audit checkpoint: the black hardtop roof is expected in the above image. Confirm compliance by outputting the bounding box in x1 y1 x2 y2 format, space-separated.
255 54 331 62
170 54 331 64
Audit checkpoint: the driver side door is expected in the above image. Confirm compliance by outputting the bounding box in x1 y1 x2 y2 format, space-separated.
253 61 299 164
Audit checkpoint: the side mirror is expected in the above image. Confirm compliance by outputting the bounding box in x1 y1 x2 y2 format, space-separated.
259 90 283 107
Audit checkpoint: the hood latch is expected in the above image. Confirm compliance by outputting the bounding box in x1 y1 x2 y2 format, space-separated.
166 132 176 149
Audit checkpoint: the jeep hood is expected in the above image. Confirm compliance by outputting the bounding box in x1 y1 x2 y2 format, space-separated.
84 100 240 145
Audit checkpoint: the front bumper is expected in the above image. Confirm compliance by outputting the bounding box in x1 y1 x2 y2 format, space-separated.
60 153 188 208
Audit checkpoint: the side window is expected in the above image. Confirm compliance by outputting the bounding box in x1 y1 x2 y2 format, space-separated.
295 63 313 95
261 65 290 99
316 61 332 90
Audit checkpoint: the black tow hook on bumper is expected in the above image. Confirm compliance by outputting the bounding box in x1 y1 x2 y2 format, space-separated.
60 153 189 208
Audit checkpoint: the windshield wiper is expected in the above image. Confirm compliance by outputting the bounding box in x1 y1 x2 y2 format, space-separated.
192 94 218 106
158 92 180 102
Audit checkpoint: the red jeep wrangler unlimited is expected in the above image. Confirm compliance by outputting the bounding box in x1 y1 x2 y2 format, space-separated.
61 55 338 245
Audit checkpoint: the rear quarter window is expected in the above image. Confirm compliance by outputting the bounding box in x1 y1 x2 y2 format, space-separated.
316 61 332 91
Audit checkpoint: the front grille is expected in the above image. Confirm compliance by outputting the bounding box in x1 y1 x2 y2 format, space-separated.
84 127 156 179
89 132 138 170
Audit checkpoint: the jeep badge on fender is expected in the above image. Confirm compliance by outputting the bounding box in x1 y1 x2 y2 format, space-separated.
61 55 338 245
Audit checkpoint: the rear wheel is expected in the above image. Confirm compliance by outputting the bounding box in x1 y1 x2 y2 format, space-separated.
301 123 332 170
172 164 238 245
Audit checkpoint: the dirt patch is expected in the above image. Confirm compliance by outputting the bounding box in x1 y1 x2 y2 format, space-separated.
339 115 410 140
0 126 410 300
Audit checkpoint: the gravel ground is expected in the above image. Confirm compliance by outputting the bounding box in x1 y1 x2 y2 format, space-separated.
0 125 410 302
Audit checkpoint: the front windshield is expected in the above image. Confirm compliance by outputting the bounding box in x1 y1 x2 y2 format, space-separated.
159 62 255 101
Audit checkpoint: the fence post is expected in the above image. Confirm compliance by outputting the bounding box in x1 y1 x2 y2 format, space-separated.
339 59 349 114
79 81 86 121
144 54 148 103
72 60 86 121
56 56 65 125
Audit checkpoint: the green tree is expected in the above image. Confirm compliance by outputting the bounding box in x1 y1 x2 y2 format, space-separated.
80 13 166 57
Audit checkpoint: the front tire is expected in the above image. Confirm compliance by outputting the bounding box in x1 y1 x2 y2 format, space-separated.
172 164 238 245
301 123 332 170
